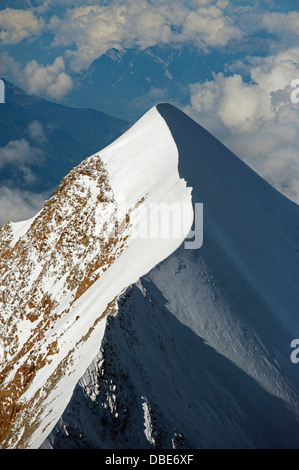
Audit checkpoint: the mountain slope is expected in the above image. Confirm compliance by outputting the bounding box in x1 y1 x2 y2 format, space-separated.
44 104 299 449
0 106 192 449
63 42 274 122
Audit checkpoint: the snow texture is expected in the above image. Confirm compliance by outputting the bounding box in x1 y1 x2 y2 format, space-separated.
0 106 192 449
42 104 299 449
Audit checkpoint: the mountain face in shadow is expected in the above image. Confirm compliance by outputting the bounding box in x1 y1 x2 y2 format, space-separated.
45 279 299 449
42 104 299 449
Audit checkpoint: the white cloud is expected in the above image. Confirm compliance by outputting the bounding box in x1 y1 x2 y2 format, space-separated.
261 11 299 37
28 121 47 144
0 138 43 169
0 52 21 78
224 109 299 203
217 74 271 132
216 0 229 8
0 186 47 226
48 1 242 71
21 57 73 99
185 47 299 203
0 8 44 44
33 0 99 12
0 53 73 100
0 137 46 186
183 4 242 49
0 129 51 225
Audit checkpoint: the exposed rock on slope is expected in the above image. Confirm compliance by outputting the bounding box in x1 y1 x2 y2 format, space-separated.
0 106 192 448
44 104 299 449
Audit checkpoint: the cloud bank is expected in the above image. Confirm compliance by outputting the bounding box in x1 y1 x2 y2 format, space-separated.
0 121 49 225
0 8 44 44
0 53 73 100
0 186 46 226
48 0 243 71
184 47 299 203
22 57 73 99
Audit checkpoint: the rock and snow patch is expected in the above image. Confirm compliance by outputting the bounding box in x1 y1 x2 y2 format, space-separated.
43 104 299 450
0 106 193 449
141 398 156 446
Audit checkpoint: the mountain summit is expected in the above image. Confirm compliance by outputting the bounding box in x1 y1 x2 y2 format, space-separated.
0 105 192 449
0 104 298 449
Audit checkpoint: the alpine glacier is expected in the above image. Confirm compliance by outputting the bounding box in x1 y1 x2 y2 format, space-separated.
0 103 298 449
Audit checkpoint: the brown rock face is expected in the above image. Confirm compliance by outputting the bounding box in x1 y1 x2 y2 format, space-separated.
0 153 133 448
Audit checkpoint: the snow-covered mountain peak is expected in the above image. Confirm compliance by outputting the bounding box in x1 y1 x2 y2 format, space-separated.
0 105 193 448
44 103 299 450
1 103 298 449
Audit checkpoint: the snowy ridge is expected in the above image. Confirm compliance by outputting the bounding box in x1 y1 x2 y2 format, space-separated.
44 104 299 449
0 107 192 449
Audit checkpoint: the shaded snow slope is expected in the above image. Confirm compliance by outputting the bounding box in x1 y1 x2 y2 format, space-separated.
45 280 299 449
44 104 299 449
0 106 192 449
156 104 299 391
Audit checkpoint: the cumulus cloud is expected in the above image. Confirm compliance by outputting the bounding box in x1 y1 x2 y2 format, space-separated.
23 0 299 73
0 138 43 169
27 120 47 145
33 0 99 13
0 130 50 225
185 47 299 203
0 186 47 226
224 108 299 203
0 135 46 186
0 8 44 44
0 52 73 100
21 56 73 99
0 52 21 78
183 4 242 49
48 0 243 71
261 11 299 38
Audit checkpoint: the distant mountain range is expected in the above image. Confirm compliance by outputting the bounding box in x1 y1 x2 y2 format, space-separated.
0 79 129 197
62 41 274 121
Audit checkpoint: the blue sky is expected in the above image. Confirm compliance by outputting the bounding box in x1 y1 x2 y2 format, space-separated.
0 0 298 212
